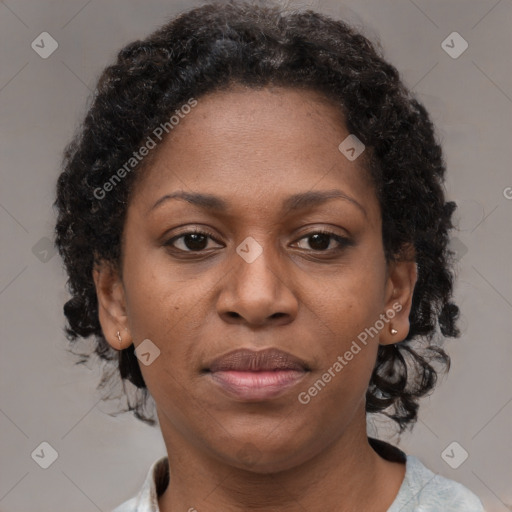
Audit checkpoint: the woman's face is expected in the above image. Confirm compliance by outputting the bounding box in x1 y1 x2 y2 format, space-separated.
94 85 416 472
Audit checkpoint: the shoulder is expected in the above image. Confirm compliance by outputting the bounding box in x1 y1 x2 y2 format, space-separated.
111 497 137 512
110 455 169 512
388 454 485 512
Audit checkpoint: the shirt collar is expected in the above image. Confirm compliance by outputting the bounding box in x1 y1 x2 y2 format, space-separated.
132 438 405 511
132 455 169 512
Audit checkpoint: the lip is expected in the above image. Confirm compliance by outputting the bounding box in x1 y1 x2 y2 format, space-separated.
205 348 310 401
207 347 310 372
209 370 308 401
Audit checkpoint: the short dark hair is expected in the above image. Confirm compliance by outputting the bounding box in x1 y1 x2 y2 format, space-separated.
54 0 460 432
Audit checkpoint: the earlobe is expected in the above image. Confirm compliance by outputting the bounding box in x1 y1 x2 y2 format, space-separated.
380 254 418 346
92 260 132 350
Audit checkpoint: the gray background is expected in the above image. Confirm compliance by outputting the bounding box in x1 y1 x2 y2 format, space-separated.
0 0 511 510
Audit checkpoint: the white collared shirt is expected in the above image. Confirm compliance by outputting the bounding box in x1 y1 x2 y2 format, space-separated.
111 452 485 511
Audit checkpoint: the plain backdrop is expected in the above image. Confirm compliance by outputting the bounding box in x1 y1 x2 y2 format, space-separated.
0 0 511 510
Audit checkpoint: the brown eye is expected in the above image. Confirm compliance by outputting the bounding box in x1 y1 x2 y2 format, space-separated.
164 229 222 252
294 231 352 252
179 233 209 251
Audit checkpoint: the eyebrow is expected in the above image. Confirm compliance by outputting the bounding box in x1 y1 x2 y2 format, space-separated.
147 189 367 218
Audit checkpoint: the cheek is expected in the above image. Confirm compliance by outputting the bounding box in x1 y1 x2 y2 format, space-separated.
298 322 378 406
304 254 385 392
122 249 200 339
312 263 386 342
121 255 213 383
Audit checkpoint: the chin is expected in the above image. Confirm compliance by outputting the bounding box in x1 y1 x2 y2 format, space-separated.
216 439 314 474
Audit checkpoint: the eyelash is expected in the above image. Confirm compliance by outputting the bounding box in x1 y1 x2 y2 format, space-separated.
164 228 352 254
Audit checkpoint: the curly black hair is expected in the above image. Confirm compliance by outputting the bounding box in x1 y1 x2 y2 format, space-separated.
53 0 460 433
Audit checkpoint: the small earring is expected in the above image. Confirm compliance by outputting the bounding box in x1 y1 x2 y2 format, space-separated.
116 330 122 347
390 326 398 335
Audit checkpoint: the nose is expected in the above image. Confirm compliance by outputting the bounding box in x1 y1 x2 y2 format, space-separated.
216 240 299 327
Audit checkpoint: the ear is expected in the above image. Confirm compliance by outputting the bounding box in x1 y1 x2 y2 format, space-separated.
379 244 418 346
92 259 132 350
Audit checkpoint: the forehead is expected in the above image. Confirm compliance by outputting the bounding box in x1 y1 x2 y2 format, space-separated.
130 85 378 222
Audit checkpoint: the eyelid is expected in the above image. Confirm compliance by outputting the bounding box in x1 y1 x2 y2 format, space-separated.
164 227 222 248
163 226 352 253
292 229 353 251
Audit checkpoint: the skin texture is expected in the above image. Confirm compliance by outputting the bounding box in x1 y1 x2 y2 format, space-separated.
93 85 417 511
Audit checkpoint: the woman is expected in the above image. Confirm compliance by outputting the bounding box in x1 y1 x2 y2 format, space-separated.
53 1 485 510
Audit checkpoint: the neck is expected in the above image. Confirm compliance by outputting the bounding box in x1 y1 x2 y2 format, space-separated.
157 405 405 512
